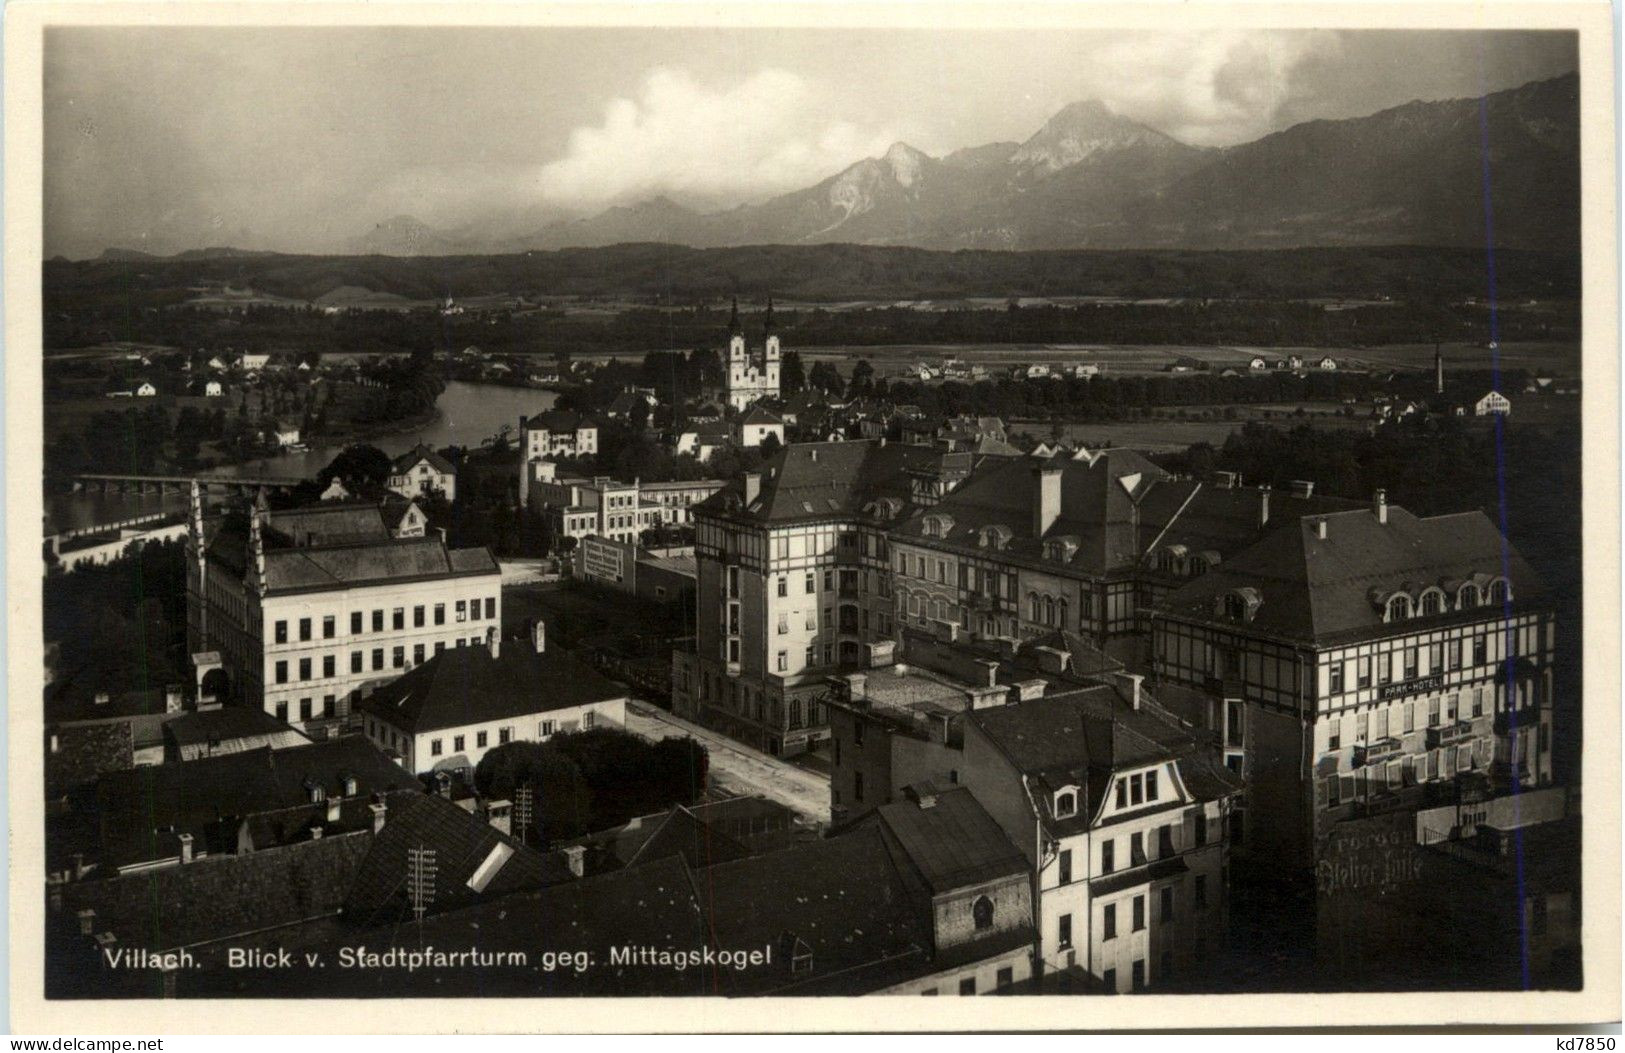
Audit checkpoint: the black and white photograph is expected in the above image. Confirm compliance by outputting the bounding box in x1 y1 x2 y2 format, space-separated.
10 2 1618 1033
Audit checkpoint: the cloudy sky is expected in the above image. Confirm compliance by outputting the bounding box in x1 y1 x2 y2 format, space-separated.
44 26 1577 257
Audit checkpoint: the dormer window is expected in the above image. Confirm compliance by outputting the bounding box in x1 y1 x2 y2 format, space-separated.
1419 589 1445 617
1385 595 1411 622
1489 578 1512 605
972 895 994 931
1457 583 1481 608
1054 789 1078 818
978 524 1011 551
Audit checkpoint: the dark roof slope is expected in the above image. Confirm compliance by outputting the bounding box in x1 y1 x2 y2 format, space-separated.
390 443 455 475
739 404 785 426
162 706 307 750
1156 505 1544 645
696 440 964 527
343 793 568 926
523 409 594 433
359 644 626 734
873 786 1028 894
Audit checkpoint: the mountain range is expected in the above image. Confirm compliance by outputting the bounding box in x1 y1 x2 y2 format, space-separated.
103 74 1579 260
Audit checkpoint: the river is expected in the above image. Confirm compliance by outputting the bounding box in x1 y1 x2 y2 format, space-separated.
48 381 555 533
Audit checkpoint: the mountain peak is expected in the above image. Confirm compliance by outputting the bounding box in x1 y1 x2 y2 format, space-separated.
1010 99 1184 176
884 141 930 188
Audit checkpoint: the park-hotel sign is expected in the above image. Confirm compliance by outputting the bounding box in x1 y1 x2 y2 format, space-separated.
1378 674 1443 701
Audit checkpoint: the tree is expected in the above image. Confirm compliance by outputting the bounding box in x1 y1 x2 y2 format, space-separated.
318 443 392 490
808 361 843 394
847 359 875 399
473 742 594 844
780 350 807 394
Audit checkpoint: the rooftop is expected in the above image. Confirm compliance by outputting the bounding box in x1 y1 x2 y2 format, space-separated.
872 785 1028 895
359 640 626 735
389 443 455 476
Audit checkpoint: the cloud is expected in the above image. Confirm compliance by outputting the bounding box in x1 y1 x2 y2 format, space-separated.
1075 31 1344 146
538 67 905 211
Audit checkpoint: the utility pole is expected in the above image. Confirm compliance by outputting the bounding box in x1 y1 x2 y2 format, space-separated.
405 846 437 924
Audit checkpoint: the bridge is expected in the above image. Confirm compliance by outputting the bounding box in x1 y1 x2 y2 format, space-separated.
72 472 309 496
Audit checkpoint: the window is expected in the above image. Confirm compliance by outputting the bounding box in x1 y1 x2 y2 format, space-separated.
777 577 788 597
1132 895 1145 932
806 572 816 593
456 601 467 622
275 701 288 722
1194 811 1208 847
997 967 1014 989
1448 639 1462 669
1375 708 1389 739
1403 648 1418 680
431 739 443 757
1132 960 1146 991
299 617 312 642
1130 775 1144 806
777 651 788 672
1403 702 1416 734
778 613 788 635
1058 850 1072 885
350 611 363 634
1101 839 1114 874
413 643 425 666
1146 770 1159 802
540 720 555 737
323 615 335 639
1054 790 1077 817
1159 824 1175 857
1328 719 1342 750
853 721 864 746
392 646 404 669
1428 697 1441 727
1357 656 1372 688
351 651 362 674
1473 636 1486 664
486 598 496 619
972 896 994 931
299 698 312 721
1103 903 1117 940
477 731 488 748
583 710 595 729
392 608 404 631
1386 596 1409 622
1473 688 1484 718
1131 832 1145 865
372 609 384 633
454 735 465 752
298 657 311 681
1160 886 1174 922
322 655 335 678
1116 780 1127 809
275 620 288 644
434 604 445 626
1058 913 1073 949
1103 968 1117 991
1378 652 1393 683
372 648 384 671
435 641 445 656
958 977 976 996
1356 711 1369 743
1329 662 1344 694
275 660 288 684
854 771 864 802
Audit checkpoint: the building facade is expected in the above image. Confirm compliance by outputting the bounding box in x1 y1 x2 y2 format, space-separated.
186 489 501 733
387 444 457 502
724 300 781 412
1148 493 1555 875
517 410 599 507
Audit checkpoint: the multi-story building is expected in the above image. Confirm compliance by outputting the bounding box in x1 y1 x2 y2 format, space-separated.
737 404 785 447
529 473 725 545
1148 491 1555 875
888 454 1356 665
517 409 599 507
386 443 457 502
723 299 780 412
959 675 1242 991
185 488 501 733
673 441 981 756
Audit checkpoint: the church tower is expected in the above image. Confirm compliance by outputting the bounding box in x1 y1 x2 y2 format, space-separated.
723 297 782 411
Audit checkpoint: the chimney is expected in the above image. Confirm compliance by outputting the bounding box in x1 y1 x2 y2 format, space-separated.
1289 480 1315 499
563 845 586 878
844 672 868 701
1118 672 1144 711
488 628 500 660
1374 489 1388 525
1435 343 1445 395
164 685 183 713
369 800 387 834
1313 518 1328 540
343 774 358 797
743 472 762 506
531 619 546 654
326 797 342 822
93 691 110 707
1258 485 1271 528
1033 465 1063 538
435 771 453 799
76 909 96 936
309 825 324 841
178 833 194 864
810 449 818 463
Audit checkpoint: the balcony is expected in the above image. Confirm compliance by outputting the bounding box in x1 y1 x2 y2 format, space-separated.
1427 721 1477 750
1353 737 1404 767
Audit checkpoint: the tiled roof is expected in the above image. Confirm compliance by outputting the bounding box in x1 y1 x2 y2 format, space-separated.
697 440 962 527
92 737 419 869
524 409 594 433
390 443 455 475
739 404 785 427
162 707 308 750
892 450 1167 576
258 537 497 593
264 502 389 546
343 793 568 926
60 829 374 952
359 643 626 734
1136 483 1362 568
1156 506 1544 645
696 825 934 995
873 786 1028 895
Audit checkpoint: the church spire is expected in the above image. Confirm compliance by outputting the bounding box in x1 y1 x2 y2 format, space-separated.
764 295 775 336
729 297 740 335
